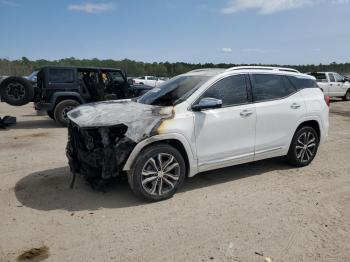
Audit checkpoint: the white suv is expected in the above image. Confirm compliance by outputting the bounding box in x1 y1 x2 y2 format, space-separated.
67 66 329 201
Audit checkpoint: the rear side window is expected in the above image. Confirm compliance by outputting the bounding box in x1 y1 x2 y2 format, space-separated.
308 73 327 83
251 74 296 102
49 69 74 83
329 73 336 82
287 76 319 90
198 74 248 107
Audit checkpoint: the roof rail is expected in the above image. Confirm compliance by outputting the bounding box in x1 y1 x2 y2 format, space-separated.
188 68 225 73
225 66 300 73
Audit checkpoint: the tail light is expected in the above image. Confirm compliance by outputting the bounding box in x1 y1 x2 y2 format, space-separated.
324 95 330 107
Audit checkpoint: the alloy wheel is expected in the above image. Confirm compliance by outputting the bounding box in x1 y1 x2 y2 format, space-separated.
141 153 180 196
295 131 317 163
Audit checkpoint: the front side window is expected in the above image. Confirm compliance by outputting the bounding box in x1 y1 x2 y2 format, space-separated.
329 73 336 82
334 73 344 82
49 69 74 83
252 74 296 102
197 75 248 107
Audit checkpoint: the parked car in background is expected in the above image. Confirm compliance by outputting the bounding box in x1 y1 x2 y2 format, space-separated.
131 76 164 87
158 77 170 81
24 70 38 87
0 66 154 126
307 72 350 101
67 66 329 201
1 71 38 84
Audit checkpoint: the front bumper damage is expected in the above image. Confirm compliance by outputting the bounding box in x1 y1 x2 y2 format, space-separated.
66 123 136 187
66 100 173 188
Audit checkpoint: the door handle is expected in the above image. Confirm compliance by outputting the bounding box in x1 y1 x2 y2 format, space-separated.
291 103 301 109
240 109 253 117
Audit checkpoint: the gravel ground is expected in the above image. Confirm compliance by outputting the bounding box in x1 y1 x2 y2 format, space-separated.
0 101 349 262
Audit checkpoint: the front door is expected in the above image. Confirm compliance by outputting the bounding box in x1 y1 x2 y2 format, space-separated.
193 74 256 172
333 73 347 96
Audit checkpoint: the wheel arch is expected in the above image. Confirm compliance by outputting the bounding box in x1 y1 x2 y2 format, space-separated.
49 92 84 110
295 120 321 140
286 118 322 153
123 134 198 177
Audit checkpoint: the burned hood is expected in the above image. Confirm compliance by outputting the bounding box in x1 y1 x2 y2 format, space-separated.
67 100 173 142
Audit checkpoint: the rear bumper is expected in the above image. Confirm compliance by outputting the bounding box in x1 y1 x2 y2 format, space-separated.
320 117 329 143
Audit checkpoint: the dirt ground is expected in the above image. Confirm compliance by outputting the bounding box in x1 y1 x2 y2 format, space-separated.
0 101 349 262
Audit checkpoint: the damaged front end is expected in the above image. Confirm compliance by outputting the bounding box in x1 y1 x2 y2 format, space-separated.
66 100 173 188
66 123 136 187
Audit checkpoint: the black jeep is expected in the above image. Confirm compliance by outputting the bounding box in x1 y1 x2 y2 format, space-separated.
0 66 153 126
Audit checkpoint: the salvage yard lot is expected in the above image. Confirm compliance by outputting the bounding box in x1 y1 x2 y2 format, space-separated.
0 102 349 262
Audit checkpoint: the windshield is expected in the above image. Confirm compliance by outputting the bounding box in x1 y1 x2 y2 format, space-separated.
138 75 209 106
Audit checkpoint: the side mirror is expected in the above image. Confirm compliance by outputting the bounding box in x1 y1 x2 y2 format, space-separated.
192 97 222 111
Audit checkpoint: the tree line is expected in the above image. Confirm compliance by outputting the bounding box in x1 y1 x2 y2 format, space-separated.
1 57 350 77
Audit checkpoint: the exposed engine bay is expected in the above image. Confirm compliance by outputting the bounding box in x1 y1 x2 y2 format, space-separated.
66 100 173 188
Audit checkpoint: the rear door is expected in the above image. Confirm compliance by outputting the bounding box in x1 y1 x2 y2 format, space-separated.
333 73 347 96
251 74 307 161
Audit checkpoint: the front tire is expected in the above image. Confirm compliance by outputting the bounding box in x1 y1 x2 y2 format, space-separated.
286 126 319 167
53 100 80 127
128 144 186 201
343 90 350 101
47 110 55 120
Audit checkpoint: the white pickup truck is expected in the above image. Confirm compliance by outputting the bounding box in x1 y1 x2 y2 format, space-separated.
131 76 164 88
308 72 350 101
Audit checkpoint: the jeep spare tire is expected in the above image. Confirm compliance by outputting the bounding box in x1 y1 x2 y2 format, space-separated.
0 76 34 106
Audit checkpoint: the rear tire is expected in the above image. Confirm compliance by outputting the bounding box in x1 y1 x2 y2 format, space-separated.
0 76 34 106
53 100 80 127
343 90 350 101
128 144 186 201
286 126 319 167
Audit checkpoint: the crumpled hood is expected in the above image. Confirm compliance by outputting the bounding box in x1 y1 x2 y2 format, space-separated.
67 100 173 142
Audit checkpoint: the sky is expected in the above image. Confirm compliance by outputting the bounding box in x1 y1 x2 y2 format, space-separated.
1 0 350 65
